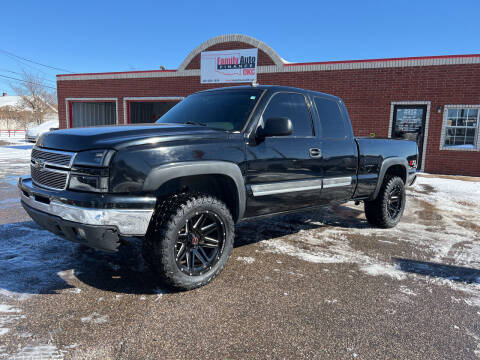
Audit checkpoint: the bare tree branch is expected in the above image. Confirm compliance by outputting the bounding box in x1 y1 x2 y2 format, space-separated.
9 71 57 125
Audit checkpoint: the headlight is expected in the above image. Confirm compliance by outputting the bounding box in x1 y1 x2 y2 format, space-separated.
73 149 116 167
69 149 115 192
69 173 109 192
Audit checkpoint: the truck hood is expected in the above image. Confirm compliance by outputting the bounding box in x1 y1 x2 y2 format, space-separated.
36 123 228 151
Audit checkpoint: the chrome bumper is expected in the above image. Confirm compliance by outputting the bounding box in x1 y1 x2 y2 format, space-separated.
19 182 154 236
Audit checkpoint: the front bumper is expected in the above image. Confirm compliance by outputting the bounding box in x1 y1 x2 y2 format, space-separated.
19 177 156 252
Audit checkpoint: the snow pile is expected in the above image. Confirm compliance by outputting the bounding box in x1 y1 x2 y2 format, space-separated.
0 142 32 183
412 175 480 212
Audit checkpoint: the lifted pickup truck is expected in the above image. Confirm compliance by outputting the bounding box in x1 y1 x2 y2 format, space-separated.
19 85 417 290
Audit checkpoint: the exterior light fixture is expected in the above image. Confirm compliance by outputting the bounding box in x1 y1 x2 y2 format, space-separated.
437 105 442 113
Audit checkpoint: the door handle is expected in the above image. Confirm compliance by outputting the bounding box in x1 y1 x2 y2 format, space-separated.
309 148 322 158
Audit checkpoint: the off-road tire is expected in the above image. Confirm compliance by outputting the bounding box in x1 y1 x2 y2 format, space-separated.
364 176 406 228
143 192 234 290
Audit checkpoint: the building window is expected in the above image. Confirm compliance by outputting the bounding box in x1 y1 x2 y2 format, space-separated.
442 106 480 151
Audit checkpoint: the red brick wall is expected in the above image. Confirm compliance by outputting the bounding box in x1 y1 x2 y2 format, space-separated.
57 63 480 176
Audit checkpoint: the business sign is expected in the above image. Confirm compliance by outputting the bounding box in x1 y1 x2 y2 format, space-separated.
200 48 258 84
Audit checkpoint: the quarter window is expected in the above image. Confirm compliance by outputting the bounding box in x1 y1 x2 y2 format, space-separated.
314 97 347 139
443 107 479 149
262 93 314 137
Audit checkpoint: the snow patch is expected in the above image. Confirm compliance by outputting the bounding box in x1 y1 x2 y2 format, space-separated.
258 175 480 293
398 286 417 296
81 312 109 324
0 221 79 300
7 344 64 359
360 263 406 280
236 256 255 264
0 143 31 182
0 304 22 313
324 299 338 304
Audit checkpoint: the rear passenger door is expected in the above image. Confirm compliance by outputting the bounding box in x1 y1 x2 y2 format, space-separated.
245 92 323 217
312 96 357 204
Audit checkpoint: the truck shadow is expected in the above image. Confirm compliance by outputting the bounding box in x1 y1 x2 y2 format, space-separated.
393 257 480 284
235 204 368 246
75 205 369 294
0 205 367 296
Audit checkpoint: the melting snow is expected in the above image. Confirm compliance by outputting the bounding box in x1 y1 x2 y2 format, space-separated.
81 312 109 324
7 344 64 359
236 256 255 264
258 174 480 305
0 304 22 313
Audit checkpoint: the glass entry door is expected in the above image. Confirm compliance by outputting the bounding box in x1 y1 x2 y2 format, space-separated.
392 105 427 168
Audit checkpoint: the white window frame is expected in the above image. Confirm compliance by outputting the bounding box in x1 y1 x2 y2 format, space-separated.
440 105 480 151
65 98 119 128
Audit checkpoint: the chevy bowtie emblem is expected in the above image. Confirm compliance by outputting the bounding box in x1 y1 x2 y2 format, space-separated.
32 158 46 170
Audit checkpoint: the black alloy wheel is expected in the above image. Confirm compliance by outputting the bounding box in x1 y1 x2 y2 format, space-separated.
175 211 226 276
143 193 234 290
386 182 404 220
364 176 406 228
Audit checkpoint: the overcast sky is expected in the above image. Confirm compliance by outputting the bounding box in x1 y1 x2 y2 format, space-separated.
1 0 479 94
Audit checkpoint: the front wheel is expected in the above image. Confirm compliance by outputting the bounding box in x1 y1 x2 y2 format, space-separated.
364 176 406 228
143 193 234 290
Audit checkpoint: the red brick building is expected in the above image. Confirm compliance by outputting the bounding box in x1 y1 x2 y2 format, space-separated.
56 34 480 176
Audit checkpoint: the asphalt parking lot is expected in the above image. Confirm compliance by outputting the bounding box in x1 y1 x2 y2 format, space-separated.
0 141 480 359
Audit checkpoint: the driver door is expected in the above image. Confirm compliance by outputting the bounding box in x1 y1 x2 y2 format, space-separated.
245 92 323 217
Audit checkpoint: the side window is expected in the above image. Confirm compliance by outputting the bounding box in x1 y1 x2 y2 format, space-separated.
314 97 347 139
262 93 314 137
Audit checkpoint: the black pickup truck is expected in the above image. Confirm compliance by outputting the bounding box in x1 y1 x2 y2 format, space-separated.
19 85 417 289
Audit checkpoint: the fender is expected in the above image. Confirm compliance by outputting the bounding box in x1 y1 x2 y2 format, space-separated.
371 157 408 200
143 161 246 220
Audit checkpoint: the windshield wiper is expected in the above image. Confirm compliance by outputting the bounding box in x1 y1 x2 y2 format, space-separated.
183 121 207 127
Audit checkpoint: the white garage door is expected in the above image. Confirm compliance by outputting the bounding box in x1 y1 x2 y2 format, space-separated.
71 102 116 127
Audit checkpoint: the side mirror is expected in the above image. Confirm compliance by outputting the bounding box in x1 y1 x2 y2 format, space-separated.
257 117 292 138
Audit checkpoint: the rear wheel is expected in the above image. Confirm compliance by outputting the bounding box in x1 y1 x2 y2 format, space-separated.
143 193 234 290
364 176 406 228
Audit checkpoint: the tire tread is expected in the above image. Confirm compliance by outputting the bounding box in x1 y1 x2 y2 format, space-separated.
364 175 405 229
143 192 234 290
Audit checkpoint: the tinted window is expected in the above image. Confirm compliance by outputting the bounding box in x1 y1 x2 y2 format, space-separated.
157 89 263 131
262 93 313 137
314 97 347 138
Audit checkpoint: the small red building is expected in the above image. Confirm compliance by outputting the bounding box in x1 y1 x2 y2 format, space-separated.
56 34 480 176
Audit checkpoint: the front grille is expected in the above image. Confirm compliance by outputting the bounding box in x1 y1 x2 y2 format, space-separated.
31 166 69 190
32 148 73 168
30 147 75 190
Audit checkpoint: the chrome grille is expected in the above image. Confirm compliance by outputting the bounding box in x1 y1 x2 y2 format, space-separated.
31 147 73 168
30 147 75 190
31 166 69 190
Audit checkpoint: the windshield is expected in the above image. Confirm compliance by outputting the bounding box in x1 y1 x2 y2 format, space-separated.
156 89 263 131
